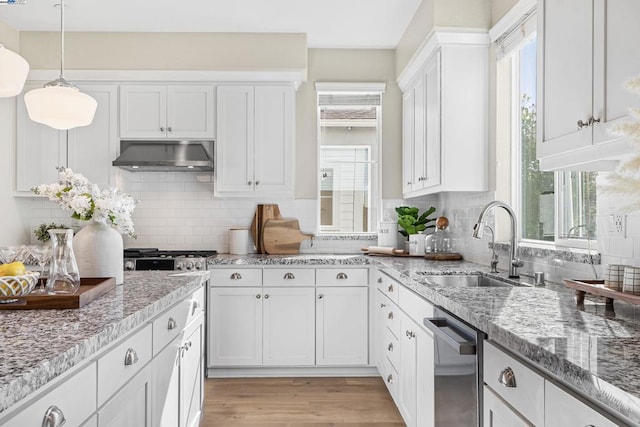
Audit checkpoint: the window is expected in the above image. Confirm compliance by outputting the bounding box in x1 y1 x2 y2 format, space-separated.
315 83 384 233
497 10 597 248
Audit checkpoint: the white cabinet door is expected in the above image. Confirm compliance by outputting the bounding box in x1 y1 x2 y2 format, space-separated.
415 326 435 427
120 85 167 139
208 287 262 366
262 287 315 366
402 91 414 194
483 385 530 427
315 286 368 366
97 364 153 427
67 84 118 188
254 85 294 194
152 337 180 427
423 51 441 190
411 76 426 193
180 313 204 427
545 381 618 427
398 312 417 427
216 85 255 193
167 85 215 139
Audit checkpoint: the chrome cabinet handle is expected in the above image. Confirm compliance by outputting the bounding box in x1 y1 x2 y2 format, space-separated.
590 117 600 125
247 181 252 185
42 405 66 427
167 126 173 132
336 272 348 280
380 303 386 308
498 367 517 388
406 330 416 339
264 294 270 299
388 311 393 319
167 317 177 330
124 348 139 366
407 181 412 185
318 294 324 299
387 343 393 352
230 272 242 280
160 126 165 132
256 294 261 299
255 181 260 185
377 277 383 283
577 119 589 129
284 272 295 280
387 284 394 292
191 300 199 315
386 374 393 384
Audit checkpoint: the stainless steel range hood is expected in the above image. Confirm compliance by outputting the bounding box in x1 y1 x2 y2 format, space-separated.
113 140 214 172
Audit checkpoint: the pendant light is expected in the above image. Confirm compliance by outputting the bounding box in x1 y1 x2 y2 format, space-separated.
24 0 97 130
0 44 29 97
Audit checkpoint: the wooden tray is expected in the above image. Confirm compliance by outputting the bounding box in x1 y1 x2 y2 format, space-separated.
563 279 640 306
424 252 463 261
0 277 116 309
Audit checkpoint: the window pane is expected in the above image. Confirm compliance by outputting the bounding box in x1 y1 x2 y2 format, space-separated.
560 171 597 239
519 39 555 241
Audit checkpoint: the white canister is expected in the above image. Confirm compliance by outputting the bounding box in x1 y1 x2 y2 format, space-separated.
408 234 425 255
229 228 249 255
378 221 398 248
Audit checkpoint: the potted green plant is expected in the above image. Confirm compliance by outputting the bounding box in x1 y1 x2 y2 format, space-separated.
396 206 437 238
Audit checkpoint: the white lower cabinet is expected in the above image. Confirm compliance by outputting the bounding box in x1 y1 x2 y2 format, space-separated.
207 266 371 371
545 381 618 427
316 286 369 366
179 313 205 427
483 385 530 427
97 364 153 427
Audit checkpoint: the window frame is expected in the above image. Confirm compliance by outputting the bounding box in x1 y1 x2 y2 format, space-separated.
314 82 385 235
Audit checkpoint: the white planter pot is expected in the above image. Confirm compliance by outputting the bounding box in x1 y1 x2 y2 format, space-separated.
73 221 124 285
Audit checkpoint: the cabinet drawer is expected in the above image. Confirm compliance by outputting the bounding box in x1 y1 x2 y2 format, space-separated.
545 381 618 427
263 268 315 286
152 286 204 355
380 353 400 402
3 362 97 427
211 268 262 286
484 341 544 426
316 268 368 286
399 285 434 324
98 324 153 406
377 272 400 304
383 300 401 339
383 325 400 371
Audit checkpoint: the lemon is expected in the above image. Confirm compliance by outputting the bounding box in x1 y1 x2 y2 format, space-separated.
1 262 26 276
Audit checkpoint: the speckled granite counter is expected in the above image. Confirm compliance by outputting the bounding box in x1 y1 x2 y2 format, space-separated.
209 254 640 425
0 270 210 414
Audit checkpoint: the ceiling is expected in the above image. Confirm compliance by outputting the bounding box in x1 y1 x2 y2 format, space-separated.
0 0 422 48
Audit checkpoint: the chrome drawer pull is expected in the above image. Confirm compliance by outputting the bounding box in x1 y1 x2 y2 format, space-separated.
230 272 242 280
387 284 394 292
406 330 416 339
387 343 393 352
336 272 348 280
498 367 517 388
256 294 261 299
124 348 139 366
388 311 393 320
380 303 386 308
318 294 324 299
386 374 393 384
377 277 383 283
264 294 270 299
42 405 66 427
284 272 295 280
167 317 177 330
191 300 199 315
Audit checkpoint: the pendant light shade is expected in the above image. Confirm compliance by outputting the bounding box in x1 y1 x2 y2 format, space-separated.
24 0 97 130
0 44 29 97
24 79 97 130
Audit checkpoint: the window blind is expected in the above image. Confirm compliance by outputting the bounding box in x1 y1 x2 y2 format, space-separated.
318 93 382 107
494 9 537 60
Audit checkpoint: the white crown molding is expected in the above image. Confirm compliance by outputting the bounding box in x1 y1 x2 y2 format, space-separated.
489 0 536 42
396 28 490 92
26 69 306 90
315 82 386 93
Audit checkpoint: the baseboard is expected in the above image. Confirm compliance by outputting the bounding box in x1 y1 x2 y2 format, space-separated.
206 366 380 378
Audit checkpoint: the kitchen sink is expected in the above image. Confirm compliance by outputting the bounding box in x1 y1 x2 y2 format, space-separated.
419 274 531 288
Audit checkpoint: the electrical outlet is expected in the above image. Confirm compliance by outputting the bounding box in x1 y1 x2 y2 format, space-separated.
611 214 626 237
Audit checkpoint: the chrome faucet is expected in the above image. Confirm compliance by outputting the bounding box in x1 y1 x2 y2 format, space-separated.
472 201 524 278
484 225 499 273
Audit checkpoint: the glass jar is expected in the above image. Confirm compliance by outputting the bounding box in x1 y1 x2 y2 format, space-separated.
46 229 81 294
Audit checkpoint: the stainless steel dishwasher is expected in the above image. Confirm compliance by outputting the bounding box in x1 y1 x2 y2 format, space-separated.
424 306 486 426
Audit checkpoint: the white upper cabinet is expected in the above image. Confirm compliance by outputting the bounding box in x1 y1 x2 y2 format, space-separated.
399 31 489 198
215 84 294 197
16 84 118 194
120 84 215 139
538 0 640 170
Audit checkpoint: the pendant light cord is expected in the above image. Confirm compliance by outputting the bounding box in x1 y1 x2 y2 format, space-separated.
59 0 65 79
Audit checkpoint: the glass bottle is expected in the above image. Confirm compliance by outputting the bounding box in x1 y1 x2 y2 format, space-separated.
433 216 453 253
46 229 81 294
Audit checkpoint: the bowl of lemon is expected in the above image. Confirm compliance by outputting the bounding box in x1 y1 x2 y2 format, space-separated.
0 262 40 302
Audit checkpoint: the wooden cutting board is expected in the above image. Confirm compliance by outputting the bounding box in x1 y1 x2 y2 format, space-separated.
262 219 313 255
424 252 463 261
250 204 282 253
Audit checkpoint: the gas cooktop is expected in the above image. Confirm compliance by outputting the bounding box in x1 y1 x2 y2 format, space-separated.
123 248 217 271
124 248 218 259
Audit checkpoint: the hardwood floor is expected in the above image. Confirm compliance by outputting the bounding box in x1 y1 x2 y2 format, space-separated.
200 377 405 427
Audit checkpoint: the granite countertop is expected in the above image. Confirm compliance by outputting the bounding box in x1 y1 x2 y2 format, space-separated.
209 254 640 424
0 270 210 414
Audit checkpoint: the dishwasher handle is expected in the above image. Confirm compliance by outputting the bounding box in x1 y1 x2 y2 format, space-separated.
423 317 477 355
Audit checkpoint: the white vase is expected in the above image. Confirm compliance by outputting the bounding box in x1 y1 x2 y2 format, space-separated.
73 221 124 285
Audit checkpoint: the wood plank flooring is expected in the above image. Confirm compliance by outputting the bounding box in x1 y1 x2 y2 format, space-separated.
201 377 405 427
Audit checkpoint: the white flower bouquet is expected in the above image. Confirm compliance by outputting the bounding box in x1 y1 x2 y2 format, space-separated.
32 167 137 237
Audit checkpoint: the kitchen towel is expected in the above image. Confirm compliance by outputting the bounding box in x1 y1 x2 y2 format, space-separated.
604 264 626 291
622 266 640 295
